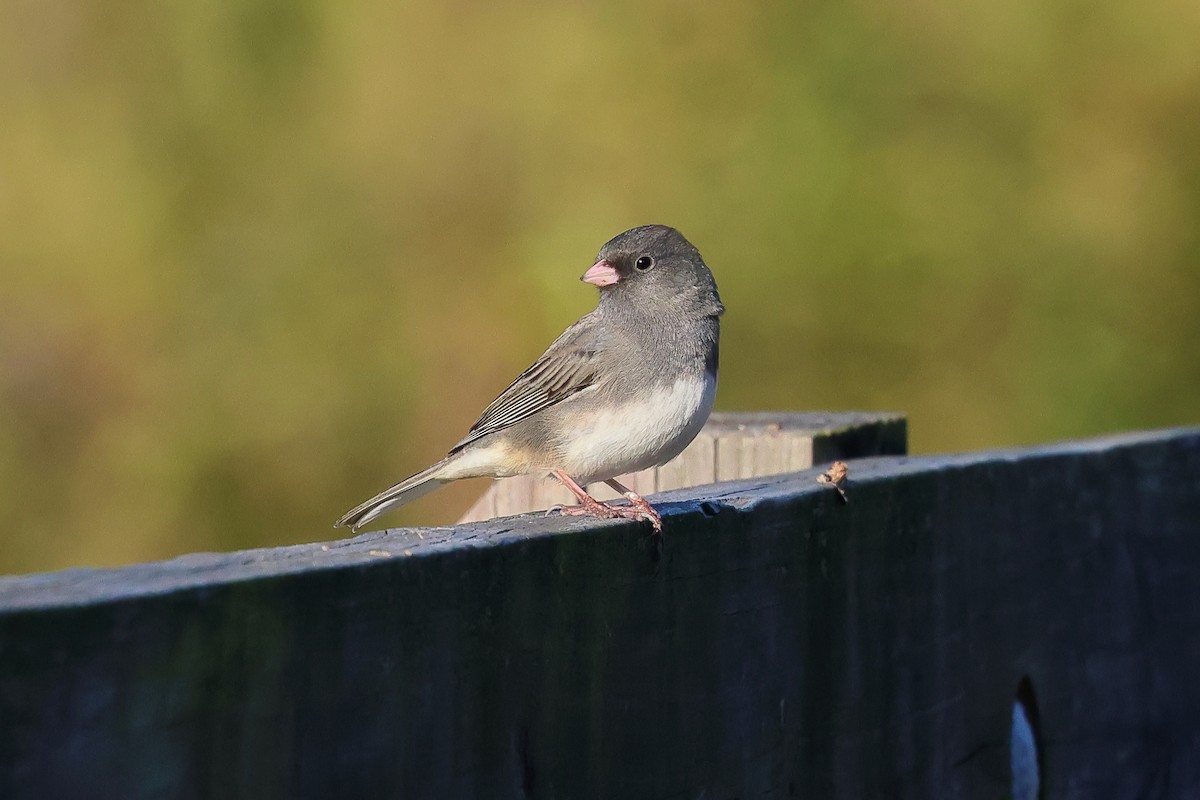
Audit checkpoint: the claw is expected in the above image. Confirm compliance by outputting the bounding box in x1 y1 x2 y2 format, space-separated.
626 494 663 533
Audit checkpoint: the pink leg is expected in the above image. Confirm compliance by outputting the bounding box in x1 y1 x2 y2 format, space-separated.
550 470 662 532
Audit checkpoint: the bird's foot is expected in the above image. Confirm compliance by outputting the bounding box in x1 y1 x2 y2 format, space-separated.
620 491 663 533
554 494 662 533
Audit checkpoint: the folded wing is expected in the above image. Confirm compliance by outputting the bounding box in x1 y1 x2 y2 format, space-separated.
450 317 603 453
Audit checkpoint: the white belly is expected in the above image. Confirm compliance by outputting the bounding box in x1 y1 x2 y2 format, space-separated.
560 372 717 485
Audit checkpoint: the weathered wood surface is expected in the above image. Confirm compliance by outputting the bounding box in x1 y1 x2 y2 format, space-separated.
459 411 907 522
1 428 1199 799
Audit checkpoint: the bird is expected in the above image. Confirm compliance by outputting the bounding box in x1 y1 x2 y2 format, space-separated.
334 224 724 534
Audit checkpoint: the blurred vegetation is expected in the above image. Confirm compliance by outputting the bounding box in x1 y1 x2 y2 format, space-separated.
1 0 1198 574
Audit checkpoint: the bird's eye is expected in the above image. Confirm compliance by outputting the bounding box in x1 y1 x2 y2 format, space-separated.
635 255 654 271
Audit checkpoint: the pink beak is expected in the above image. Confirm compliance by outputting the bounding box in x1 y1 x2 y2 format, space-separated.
581 260 620 287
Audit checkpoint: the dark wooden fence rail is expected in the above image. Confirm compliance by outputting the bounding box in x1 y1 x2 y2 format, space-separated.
1 426 1198 799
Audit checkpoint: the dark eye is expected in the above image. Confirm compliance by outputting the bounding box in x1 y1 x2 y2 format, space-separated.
635 255 654 271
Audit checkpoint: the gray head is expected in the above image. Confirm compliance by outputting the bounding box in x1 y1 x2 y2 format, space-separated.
581 225 724 318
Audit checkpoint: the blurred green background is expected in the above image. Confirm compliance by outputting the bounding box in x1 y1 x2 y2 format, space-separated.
1 1 1198 575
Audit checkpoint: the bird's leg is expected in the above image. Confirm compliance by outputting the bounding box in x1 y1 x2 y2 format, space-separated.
550 470 662 532
603 478 663 533
548 470 613 516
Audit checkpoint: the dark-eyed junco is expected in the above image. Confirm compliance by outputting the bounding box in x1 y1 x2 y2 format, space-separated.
335 224 724 533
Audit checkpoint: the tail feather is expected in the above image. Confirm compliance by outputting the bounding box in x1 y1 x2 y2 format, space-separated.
334 459 449 532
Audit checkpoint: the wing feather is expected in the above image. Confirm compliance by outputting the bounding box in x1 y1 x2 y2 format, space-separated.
449 318 602 453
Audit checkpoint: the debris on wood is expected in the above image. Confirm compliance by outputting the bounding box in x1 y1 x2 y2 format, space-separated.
817 461 850 503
